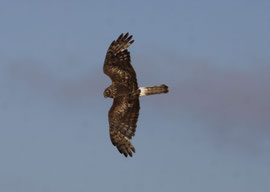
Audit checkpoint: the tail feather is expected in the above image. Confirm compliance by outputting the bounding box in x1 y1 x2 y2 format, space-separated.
139 84 169 96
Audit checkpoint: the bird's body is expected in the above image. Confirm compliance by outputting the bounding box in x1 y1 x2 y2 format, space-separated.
103 33 169 157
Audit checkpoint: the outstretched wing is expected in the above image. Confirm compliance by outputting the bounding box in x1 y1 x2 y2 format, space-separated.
103 33 138 90
109 96 140 157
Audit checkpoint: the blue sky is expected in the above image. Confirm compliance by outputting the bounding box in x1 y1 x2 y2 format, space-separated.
1 1 270 192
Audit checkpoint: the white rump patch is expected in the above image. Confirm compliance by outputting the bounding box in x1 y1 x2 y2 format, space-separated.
139 87 147 96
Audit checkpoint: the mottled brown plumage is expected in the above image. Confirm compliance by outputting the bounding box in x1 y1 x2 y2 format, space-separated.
103 33 169 157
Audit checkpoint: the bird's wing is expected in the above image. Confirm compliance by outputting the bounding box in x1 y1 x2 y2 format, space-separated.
103 33 138 90
108 96 140 157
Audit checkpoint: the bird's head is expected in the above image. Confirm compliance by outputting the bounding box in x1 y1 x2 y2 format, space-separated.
104 87 113 98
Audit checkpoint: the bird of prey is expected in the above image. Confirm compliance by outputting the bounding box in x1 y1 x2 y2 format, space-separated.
103 33 169 157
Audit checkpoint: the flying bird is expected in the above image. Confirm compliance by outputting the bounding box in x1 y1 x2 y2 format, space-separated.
103 33 169 157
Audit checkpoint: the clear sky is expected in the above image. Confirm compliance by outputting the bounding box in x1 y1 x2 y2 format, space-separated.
1 1 270 192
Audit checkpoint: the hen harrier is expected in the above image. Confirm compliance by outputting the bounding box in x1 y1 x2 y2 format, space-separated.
103 33 169 157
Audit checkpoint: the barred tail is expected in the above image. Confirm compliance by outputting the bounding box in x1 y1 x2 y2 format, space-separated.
139 84 169 96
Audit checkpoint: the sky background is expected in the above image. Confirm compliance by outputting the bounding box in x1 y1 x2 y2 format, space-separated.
1 0 270 192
